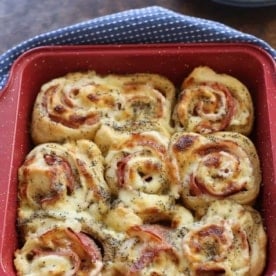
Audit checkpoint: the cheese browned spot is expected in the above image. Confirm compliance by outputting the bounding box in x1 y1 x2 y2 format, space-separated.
173 134 198 152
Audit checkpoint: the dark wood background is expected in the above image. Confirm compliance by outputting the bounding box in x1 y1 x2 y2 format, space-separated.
0 0 275 54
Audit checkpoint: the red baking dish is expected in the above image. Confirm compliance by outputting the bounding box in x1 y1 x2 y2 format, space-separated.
0 43 275 275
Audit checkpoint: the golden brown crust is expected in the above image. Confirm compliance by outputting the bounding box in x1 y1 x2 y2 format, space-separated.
17 139 110 238
104 224 187 275
103 130 179 198
94 123 172 156
14 227 103 276
31 71 175 144
104 192 194 232
169 131 261 216
173 66 254 135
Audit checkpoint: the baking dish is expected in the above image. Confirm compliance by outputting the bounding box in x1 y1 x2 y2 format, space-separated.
0 43 275 275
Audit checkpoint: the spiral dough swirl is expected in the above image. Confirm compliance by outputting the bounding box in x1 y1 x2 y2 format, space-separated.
169 131 261 215
173 66 254 135
31 71 175 144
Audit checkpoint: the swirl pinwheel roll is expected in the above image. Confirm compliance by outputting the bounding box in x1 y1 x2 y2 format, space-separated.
14 227 103 276
31 71 175 144
173 66 254 135
169 131 261 215
104 130 179 198
17 139 110 234
103 224 186 275
182 200 267 276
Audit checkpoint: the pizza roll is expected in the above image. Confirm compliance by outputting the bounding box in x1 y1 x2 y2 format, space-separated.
104 130 179 198
14 227 103 276
105 194 194 233
31 71 175 144
17 140 110 228
182 200 267 276
173 66 254 135
169 131 261 215
104 224 185 275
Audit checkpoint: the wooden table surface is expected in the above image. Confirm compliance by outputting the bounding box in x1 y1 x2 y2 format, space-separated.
0 0 275 55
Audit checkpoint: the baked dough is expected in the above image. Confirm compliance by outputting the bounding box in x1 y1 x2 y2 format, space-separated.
173 66 254 135
169 131 261 215
103 130 178 198
103 224 187 275
94 123 172 156
31 71 175 144
17 139 110 238
14 227 103 276
182 200 267 276
105 192 194 232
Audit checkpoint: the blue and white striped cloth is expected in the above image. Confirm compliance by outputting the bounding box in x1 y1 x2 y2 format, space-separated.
0 6 275 90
